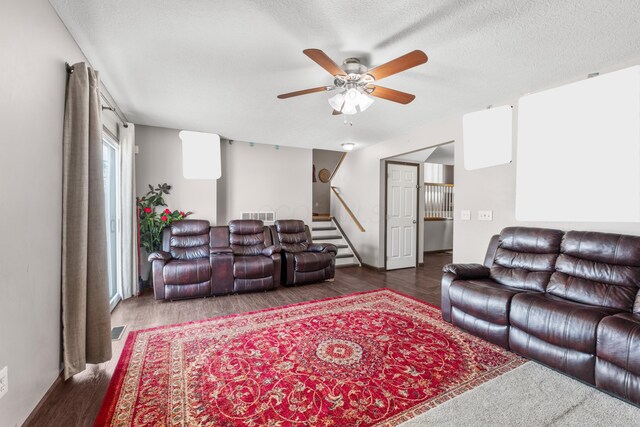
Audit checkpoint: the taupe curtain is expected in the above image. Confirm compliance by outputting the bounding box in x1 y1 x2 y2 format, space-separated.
62 62 112 379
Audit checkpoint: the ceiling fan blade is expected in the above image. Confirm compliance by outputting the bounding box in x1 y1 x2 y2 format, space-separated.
367 50 428 81
332 109 342 115
277 86 332 99
369 86 416 104
303 49 346 77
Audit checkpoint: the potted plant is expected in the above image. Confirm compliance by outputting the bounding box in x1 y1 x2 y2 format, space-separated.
137 183 192 285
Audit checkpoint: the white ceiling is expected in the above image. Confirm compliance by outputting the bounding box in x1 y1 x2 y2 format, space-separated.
50 0 640 151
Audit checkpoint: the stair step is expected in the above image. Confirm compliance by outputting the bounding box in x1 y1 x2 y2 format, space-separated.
312 227 336 231
312 217 332 222
313 235 342 240
335 244 348 249
336 253 353 259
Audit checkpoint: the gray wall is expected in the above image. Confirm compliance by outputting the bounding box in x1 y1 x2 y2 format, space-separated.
424 220 454 252
135 125 217 224
0 1 89 425
134 126 314 229
217 140 313 225
312 149 343 215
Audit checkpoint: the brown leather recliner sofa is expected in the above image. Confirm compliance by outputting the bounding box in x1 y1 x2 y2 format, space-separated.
210 219 281 294
269 219 337 286
149 219 281 299
442 226 640 406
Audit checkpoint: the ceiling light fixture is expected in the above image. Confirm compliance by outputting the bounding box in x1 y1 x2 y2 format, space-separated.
341 142 355 151
328 87 374 115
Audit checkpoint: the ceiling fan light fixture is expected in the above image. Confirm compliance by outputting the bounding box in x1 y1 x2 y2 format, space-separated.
328 92 345 111
341 103 358 115
343 88 361 107
358 93 374 112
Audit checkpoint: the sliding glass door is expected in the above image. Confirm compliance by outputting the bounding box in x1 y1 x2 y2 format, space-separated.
103 136 121 311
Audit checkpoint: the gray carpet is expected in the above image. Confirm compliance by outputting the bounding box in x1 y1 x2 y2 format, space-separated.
400 362 640 426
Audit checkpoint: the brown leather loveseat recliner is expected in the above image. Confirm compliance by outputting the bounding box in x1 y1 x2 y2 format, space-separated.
442 226 640 406
209 219 281 294
270 219 337 286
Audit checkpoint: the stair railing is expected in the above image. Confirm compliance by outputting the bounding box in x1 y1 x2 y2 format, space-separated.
330 186 365 232
331 216 363 266
424 182 454 220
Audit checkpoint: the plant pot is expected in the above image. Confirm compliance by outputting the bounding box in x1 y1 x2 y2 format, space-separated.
139 247 152 284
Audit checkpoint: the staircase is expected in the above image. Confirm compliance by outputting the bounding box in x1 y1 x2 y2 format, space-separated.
311 218 360 268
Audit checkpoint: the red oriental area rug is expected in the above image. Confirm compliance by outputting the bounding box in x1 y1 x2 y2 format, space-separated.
95 289 524 426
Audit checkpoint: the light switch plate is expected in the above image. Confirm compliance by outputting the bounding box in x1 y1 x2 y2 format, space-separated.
0 366 7 400
478 210 493 221
461 210 471 220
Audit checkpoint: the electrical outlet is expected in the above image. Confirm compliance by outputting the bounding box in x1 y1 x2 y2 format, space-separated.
0 366 7 400
478 210 493 221
460 210 471 220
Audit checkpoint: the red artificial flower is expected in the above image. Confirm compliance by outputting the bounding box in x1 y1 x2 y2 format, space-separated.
161 215 168 221
180 211 186 217
143 207 152 213
164 208 171 214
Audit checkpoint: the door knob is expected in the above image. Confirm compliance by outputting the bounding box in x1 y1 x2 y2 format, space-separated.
412 220 417 224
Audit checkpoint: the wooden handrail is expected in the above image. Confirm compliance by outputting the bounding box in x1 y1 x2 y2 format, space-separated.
329 152 348 182
424 182 454 187
331 186 365 232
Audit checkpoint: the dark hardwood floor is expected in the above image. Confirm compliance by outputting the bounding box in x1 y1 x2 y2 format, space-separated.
24 253 450 427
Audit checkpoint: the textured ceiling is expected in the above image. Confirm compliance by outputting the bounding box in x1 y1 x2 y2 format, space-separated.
50 0 640 150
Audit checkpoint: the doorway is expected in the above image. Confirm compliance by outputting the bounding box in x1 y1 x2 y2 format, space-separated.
385 161 419 270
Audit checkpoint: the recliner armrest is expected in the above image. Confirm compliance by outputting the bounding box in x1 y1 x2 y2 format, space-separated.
442 263 490 279
148 251 171 263
261 245 281 257
210 247 233 255
308 243 338 255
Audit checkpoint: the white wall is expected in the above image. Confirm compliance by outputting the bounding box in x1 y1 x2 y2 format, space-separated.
334 62 640 267
0 1 88 425
331 118 458 268
135 125 217 224
454 99 640 262
217 141 312 225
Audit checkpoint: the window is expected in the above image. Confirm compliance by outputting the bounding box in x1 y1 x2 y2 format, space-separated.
102 134 122 310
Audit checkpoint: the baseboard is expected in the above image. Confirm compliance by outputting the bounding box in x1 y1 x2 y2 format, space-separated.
424 249 453 254
362 263 385 272
23 370 64 426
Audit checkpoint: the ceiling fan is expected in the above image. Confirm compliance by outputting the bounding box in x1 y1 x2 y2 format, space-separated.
277 49 428 115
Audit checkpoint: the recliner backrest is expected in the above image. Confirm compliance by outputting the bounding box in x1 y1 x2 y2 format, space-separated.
162 219 210 260
547 231 640 311
490 227 564 292
274 220 310 253
228 220 269 256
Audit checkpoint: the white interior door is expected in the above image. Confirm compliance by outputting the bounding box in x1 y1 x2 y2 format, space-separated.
386 163 418 270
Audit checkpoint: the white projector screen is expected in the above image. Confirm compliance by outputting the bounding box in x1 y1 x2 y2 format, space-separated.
516 65 640 222
179 131 221 180
463 105 513 170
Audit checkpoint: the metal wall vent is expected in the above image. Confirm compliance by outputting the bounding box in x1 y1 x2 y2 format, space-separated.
240 211 275 223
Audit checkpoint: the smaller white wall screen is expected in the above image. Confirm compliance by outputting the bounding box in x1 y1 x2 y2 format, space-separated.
179 131 221 180
463 105 513 170
516 65 640 222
